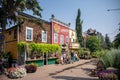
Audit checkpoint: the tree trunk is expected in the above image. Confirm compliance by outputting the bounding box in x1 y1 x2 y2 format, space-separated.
1 19 6 53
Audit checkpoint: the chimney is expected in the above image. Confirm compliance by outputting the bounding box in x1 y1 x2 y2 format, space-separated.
51 14 55 19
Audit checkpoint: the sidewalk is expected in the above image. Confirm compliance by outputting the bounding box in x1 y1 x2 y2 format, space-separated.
0 59 98 80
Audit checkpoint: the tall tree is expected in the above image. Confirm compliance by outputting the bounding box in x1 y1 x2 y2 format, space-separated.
0 0 42 52
75 9 83 47
105 34 111 49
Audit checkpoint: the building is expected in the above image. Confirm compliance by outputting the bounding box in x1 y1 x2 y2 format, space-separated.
5 13 51 64
69 29 77 43
50 15 70 45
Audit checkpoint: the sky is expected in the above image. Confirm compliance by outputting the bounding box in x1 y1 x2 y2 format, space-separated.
28 0 120 41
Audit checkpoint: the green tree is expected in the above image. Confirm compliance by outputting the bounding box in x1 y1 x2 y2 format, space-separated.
105 34 111 49
86 36 100 52
113 33 120 48
75 9 83 46
96 32 105 49
0 0 42 52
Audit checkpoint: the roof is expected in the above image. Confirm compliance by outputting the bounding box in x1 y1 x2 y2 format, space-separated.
19 13 50 24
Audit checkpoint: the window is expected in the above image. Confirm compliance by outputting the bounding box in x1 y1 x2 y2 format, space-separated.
54 33 58 43
60 35 64 44
42 30 47 42
26 27 33 41
66 36 69 44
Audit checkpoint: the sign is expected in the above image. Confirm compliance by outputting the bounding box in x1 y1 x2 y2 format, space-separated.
69 43 80 50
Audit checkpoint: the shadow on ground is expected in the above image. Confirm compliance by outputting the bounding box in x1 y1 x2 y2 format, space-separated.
52 76 98 80
49 61 91 76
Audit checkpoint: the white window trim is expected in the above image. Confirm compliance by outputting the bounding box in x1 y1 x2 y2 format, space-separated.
26 27 33 41
66 36 69 43
54 33 58 43
42 30 47 42
60 35 64 44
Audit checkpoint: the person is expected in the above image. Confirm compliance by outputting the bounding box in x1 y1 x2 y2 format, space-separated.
60 54 64 65
71 51 74 63
74 52 79 61
63 51 66 64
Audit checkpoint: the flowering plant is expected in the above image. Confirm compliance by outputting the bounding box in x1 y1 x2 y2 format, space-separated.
25 63 38 73
7 67 26 79
98 70 118 80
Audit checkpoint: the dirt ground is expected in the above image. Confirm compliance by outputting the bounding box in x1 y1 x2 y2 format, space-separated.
0 59 98 80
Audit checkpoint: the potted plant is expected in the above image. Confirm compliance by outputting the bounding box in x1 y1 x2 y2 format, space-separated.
25 63 38 73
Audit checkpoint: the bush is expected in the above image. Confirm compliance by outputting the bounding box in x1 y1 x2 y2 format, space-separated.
25 63 38 73
92 50 106 58
7 67 26 79
100 49 120 69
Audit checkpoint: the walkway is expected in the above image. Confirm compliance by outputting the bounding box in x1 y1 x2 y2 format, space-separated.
0 59 98 80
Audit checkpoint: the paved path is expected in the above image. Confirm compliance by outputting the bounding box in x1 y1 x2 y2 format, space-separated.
0 59 98 80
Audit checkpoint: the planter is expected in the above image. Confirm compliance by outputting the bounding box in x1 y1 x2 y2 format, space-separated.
7 67 26 79
48 57 58 65
26 59 44 67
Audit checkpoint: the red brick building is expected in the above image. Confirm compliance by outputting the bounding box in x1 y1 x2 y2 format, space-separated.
50 15 70 45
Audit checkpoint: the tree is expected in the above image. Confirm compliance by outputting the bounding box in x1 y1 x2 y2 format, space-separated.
0 0 42 52
75 9 83 47
86 36 100 52
113 33 120 48
105 34 111 49
96 32 105 49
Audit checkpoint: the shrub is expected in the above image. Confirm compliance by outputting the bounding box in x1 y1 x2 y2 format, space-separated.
25 63 38 73
7 67 26 79
100 49 120 69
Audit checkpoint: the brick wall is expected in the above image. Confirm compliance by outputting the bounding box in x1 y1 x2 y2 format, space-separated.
19 20 51 44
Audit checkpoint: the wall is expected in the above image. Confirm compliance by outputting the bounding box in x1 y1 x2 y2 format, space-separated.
19 20 51 44
51 21 69 45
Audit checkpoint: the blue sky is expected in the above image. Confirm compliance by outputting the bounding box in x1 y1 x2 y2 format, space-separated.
29 0 120 41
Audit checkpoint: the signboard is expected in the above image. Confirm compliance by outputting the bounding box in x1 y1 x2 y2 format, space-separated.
69 43 80 50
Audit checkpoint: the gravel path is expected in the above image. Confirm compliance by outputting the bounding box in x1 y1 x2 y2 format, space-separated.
0 59 98 80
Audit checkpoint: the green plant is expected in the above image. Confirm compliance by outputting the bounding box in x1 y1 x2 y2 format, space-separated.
100 49 120 69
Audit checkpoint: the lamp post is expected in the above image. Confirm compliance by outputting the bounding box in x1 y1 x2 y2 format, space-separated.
107 8 120 11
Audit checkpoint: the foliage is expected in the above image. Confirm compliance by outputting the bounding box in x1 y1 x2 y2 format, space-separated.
77 48 91 59
17 42 27 51
17 42 61 59
77 48 84 57
75 9 83 46
113 33 120 48
105 34 111 50
96 32 106 50
92 50 106 58
7 67 26 79
25 63 38 73
100 49 120 69
86 36 100 52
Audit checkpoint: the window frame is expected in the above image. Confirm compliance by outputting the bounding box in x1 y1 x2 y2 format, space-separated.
26 27 33 41
54 33 58 43
42 30 47 42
